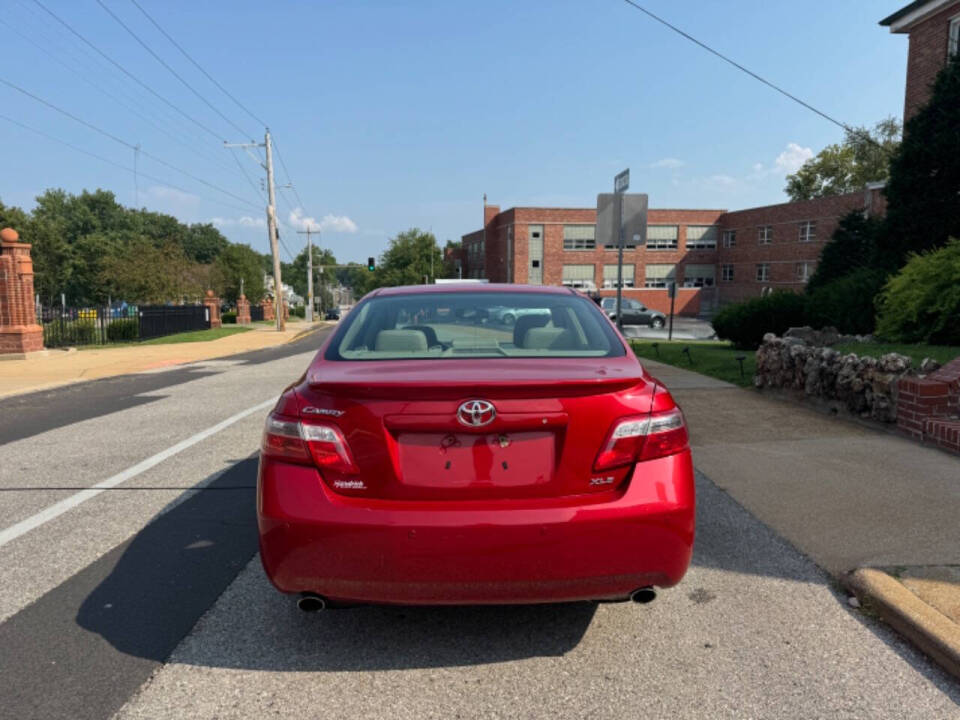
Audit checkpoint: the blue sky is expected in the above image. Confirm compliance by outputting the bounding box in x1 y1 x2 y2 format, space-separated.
1 0 909 263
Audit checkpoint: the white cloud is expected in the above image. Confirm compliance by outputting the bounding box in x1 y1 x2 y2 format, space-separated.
707 174 736 187
649 157 685 169
775 142 814 174
288 207 358 234
210 215 266 228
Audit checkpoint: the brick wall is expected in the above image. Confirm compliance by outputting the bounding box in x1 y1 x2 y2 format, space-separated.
716 188 882 306
899 2 960 119
896 357 960 455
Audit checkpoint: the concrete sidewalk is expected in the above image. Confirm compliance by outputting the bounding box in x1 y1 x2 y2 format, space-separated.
0 322 328 399
641 357 960 678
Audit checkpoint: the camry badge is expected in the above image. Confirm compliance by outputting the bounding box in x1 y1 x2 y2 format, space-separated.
303 406 345 417
457 400 496 427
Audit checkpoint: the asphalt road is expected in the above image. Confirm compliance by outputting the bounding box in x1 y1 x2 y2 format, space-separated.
0 328 957 719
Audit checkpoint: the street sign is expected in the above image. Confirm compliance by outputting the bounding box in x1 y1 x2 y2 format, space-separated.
615 168 630 194
596 193 649 248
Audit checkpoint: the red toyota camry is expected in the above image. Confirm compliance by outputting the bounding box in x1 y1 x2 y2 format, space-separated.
257 284 694 609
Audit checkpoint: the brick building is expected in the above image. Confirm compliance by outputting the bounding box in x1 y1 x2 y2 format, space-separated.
460 185 885 316
881 0 960 119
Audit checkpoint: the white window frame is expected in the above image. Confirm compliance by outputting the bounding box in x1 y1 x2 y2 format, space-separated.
685 225 718 250
758 225 773 245
949 15 960 57
561 264 595 288
644 225 679 251
682 264 716 288
562 225 597 251
721 230 736 248
721 264 734 282
756 263 770 282
644 264 676 288
796 262 813 282
798 221 816 243
602 264 635 289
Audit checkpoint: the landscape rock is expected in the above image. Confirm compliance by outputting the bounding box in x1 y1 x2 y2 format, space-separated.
754 335 916 423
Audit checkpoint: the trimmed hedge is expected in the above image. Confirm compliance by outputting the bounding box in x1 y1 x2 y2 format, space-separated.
221 311 238 324
712 291 808 349
106 318 139 342
805 268 886 336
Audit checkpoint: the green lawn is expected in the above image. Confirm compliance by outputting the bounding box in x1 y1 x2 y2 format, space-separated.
77 325 253 350
833 342 960 367
630 340 755 387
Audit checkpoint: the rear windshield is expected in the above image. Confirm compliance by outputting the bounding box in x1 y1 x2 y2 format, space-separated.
325 291 625 360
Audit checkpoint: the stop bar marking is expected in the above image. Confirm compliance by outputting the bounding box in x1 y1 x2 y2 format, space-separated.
0 398 276 549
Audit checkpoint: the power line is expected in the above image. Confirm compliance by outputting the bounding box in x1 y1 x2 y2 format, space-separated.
95 0 252 139
229 148 267 204
0 15 240 176
0 75 260 209
0 113 258 214
127 0 268 129
618 0 865 139
270 137 308 210
31 0 226 142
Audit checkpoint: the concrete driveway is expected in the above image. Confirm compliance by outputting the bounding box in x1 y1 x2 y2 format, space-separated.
622 316 716 341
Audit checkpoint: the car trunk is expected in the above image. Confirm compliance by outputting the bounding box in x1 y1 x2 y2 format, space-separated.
296 357 654 500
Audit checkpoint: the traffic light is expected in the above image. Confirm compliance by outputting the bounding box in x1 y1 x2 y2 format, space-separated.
367 257 375 272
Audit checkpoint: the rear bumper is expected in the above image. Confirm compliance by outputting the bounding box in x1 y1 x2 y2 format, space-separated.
257 451 695 605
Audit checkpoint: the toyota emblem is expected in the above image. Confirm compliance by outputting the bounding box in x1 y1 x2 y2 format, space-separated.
457 400 496 427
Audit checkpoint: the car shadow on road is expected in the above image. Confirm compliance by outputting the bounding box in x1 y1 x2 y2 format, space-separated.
75 454 596 672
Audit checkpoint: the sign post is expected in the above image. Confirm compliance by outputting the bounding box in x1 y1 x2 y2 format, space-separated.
614 169 629 330
667 281 676 341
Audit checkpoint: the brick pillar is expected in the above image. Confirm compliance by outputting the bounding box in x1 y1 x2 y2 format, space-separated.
0 228 44 355
261 297 275 321
236 294 251 325
203 289 221 329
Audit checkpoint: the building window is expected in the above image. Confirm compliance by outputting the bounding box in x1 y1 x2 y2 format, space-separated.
646 225 678 250
798 221 816 243
562 225 596 251
561 264 595 288
758 225 773 244
950 16 959 57
721 230 736 248
682 264 715 288
686 225 718 250
602 264 635 288
644 264 676 288
796 262 813 282
756 263 770 282
721 264 734 282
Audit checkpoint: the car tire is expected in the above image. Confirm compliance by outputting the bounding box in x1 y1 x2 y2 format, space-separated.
502 313 515 327
652 317 665 328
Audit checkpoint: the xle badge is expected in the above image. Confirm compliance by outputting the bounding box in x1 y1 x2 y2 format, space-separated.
590 476 615 486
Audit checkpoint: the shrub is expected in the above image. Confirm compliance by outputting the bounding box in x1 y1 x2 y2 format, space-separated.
290 305 306 318
712 291 808 349
106 318 139 342
221 311 238 324
875 239 960 344
806 211 882 292
805 267 887 335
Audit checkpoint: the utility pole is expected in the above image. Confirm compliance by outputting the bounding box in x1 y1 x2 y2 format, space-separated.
224 129 284 331
297 227 319 323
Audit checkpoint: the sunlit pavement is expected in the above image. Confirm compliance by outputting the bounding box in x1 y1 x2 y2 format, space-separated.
0 331 957 719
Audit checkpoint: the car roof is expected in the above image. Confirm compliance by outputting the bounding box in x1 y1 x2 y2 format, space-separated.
372 283 575 297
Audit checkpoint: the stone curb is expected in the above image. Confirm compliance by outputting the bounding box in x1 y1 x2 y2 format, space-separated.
845 568 960 681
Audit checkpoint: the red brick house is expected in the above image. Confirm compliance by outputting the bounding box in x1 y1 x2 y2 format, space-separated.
881 0 960 119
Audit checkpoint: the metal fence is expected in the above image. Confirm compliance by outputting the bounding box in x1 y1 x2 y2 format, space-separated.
137 305 209 340
250 305 264 322
39 304 209 347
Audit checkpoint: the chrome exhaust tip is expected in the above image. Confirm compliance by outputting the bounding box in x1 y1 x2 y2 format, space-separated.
629 587 657 604
297 594 327 612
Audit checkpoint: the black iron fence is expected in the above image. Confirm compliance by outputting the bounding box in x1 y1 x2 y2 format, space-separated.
39 303 209 347
250 305 264 322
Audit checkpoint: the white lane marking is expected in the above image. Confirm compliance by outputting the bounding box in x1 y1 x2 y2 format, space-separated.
0 397 276 549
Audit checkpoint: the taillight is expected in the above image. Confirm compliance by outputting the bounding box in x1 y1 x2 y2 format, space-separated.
593 408 688 471
261 413 359 475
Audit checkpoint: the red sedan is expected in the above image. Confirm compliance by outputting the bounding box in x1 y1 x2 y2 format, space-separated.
257 284 694 609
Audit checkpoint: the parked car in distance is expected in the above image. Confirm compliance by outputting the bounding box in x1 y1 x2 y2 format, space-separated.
324 307 341 321
600 297 666 328
487 305 551 327
258 284 694 609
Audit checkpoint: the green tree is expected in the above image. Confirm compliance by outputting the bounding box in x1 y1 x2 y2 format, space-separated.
878 55 960 271
213 243 265 303
806 211 883 292
182 223 228 263
441 239 463 279
785 117 900 201
282 245 337 300
371 228 443 289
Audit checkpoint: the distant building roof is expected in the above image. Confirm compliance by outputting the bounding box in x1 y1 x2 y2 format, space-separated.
880 0 958 31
